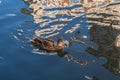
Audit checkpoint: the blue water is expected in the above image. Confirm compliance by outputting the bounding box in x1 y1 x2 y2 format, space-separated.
0 0 120 80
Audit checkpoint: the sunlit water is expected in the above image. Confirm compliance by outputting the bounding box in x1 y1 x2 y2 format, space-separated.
0 0 120 80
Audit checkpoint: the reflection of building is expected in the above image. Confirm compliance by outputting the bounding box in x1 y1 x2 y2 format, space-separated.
103 56 120 76
22 0 84 23
86 2 120 76
21 0 88 38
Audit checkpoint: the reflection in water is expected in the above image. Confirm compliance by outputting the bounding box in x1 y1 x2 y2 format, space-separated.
32 48 73 62
21 0 114 37
57 50 73 62
21 0 84 46
84 75 99 80
22 0 85 38
74 59 88 66
86 2 120 76
19 0 120 77
20 0 93 66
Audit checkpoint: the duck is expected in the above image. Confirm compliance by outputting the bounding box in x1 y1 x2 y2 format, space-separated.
30 37 69 51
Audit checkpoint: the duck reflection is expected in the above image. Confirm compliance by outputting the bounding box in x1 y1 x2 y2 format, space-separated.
32 46 73 62
57 50 73 62
86 3 120 76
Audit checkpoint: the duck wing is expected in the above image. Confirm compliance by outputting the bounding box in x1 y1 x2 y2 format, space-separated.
35 37 57 50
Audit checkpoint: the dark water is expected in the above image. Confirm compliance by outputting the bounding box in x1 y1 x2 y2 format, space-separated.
0 0 120 80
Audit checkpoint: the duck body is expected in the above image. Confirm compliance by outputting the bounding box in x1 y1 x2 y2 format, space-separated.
30 37 67 51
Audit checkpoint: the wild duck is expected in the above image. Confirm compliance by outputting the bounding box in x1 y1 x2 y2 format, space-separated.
30 37 69 51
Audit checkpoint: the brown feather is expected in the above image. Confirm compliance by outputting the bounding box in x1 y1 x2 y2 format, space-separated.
30 37 65 51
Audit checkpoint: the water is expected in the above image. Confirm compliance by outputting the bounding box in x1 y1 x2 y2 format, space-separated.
0 0 120 80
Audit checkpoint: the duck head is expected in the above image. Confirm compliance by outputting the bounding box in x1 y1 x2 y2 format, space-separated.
57 39 69 48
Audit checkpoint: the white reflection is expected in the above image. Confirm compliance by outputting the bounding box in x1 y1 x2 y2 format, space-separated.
6 14 17 16
32 49 57 55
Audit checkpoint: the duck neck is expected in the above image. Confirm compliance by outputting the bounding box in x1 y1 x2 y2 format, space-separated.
57 42 63 47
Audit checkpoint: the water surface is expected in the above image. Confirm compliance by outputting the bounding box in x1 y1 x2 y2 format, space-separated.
0 0 120 80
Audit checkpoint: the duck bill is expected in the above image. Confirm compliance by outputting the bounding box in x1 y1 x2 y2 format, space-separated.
64 43 69 48
64 40 69 48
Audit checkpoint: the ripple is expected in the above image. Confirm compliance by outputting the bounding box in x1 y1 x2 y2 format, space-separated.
0 56 4 60
32 49 57 56
6 14 17 16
